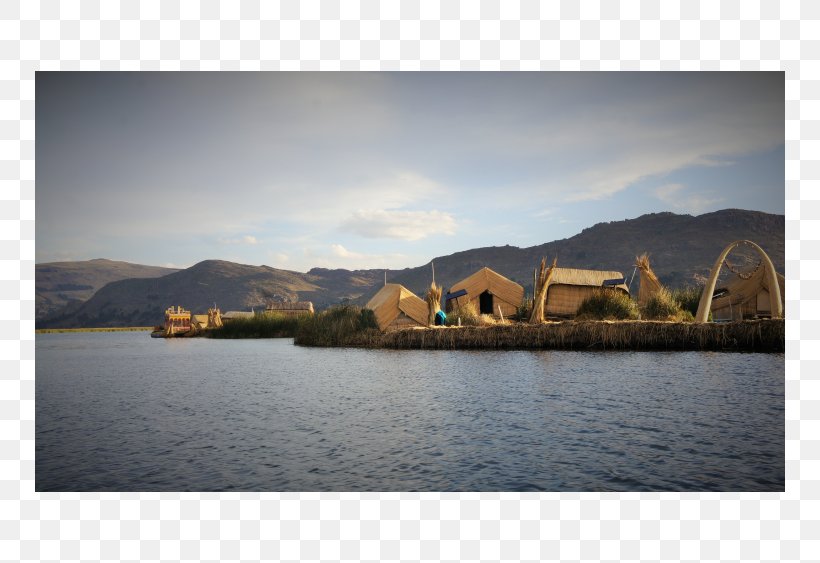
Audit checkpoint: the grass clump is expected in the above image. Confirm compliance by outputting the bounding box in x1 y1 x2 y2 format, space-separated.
208 313 300 338
642 287 694 322
575 289 640 321
670 285 703 318
444 301 498 327
516 295 533 322
201 306 382 345
294 305 380 346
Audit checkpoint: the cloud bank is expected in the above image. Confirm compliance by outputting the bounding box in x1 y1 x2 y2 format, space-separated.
340 209 457 240
36 72 783 270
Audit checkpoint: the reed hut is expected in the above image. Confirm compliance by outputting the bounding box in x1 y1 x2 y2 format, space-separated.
222 310 255 322
711 267 785 321
266 301 314 316
190 307 223 331
545 267 629 318
447 267 524 318
366 283 428 331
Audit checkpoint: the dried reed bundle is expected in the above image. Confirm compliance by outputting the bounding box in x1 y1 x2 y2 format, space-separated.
529 257 557 324
426 282 443 325
445 300 484 326
635 253 663 306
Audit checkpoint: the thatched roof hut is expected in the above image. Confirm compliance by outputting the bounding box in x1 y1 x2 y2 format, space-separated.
366 283 428 331
266 301 314 316
711 267 785 321
447 267 524 318
545 267 629 318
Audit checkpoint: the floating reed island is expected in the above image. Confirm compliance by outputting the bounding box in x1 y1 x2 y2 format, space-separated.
372 319 784 352
286 306 784 352
294 241 785 352
165 239 786 353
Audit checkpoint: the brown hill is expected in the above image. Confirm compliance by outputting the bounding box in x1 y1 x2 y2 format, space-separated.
36 259 178 320
387 209 784 298
38 260 385 328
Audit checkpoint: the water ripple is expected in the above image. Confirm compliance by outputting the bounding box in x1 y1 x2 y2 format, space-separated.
36 333 784 491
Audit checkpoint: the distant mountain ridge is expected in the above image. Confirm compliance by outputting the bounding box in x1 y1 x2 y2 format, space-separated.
36 259 179 321
37 209 784 328
38 260 386 328
388 208 784 296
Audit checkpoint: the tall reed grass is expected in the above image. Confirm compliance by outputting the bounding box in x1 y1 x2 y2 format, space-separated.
671 285 704 318
209 306 381 345
294 305 381 347
207 313 301 338
575 288 640 321
642 287 694 322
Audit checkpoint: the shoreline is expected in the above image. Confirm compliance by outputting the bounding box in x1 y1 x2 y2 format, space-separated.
39 319 785 353
297 319 785 353
36 327 154 333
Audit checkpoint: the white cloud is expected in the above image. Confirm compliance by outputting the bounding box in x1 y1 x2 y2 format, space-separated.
301 244 412 270
219 235 260 245
561 150 742 203
340 209 457 240
655 183 684 201
654 183 724 213
267 252 290 266
532 207 557 218
274 171 445 227
37 73 781 266
330 244 364 259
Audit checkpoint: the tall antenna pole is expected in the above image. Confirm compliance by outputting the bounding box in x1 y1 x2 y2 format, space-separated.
431 260 435 285
384 270 386 286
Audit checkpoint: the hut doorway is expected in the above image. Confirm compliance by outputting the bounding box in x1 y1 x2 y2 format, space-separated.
479 291 493 315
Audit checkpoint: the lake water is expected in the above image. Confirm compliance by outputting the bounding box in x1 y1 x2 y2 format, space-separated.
36 332 784 491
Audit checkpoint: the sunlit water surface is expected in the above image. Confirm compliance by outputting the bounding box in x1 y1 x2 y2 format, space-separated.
36 332 783 491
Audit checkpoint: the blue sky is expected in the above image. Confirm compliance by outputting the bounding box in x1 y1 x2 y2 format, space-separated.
36 72 784 271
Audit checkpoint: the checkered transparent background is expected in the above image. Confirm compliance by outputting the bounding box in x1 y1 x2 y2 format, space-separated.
2 0 817 561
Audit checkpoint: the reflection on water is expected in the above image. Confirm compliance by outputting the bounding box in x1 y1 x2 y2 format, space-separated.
36 332 784 491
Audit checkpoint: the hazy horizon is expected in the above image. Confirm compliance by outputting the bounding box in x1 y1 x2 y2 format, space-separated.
35 206 784 272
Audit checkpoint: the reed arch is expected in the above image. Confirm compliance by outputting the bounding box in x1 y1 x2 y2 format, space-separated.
695 240 783 322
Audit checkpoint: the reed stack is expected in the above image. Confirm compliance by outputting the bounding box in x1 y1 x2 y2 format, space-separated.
635 253 662 307
426 281 443 326
529 257 557 324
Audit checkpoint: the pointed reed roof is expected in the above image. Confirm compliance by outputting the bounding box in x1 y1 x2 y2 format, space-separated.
449 267 524 307
366 283 428 331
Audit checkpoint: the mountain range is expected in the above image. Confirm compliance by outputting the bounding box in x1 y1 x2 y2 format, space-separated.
36 209 784 328
36 259 179 321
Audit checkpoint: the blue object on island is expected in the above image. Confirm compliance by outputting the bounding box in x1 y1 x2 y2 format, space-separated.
602 278 626 286
435 310 447 326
